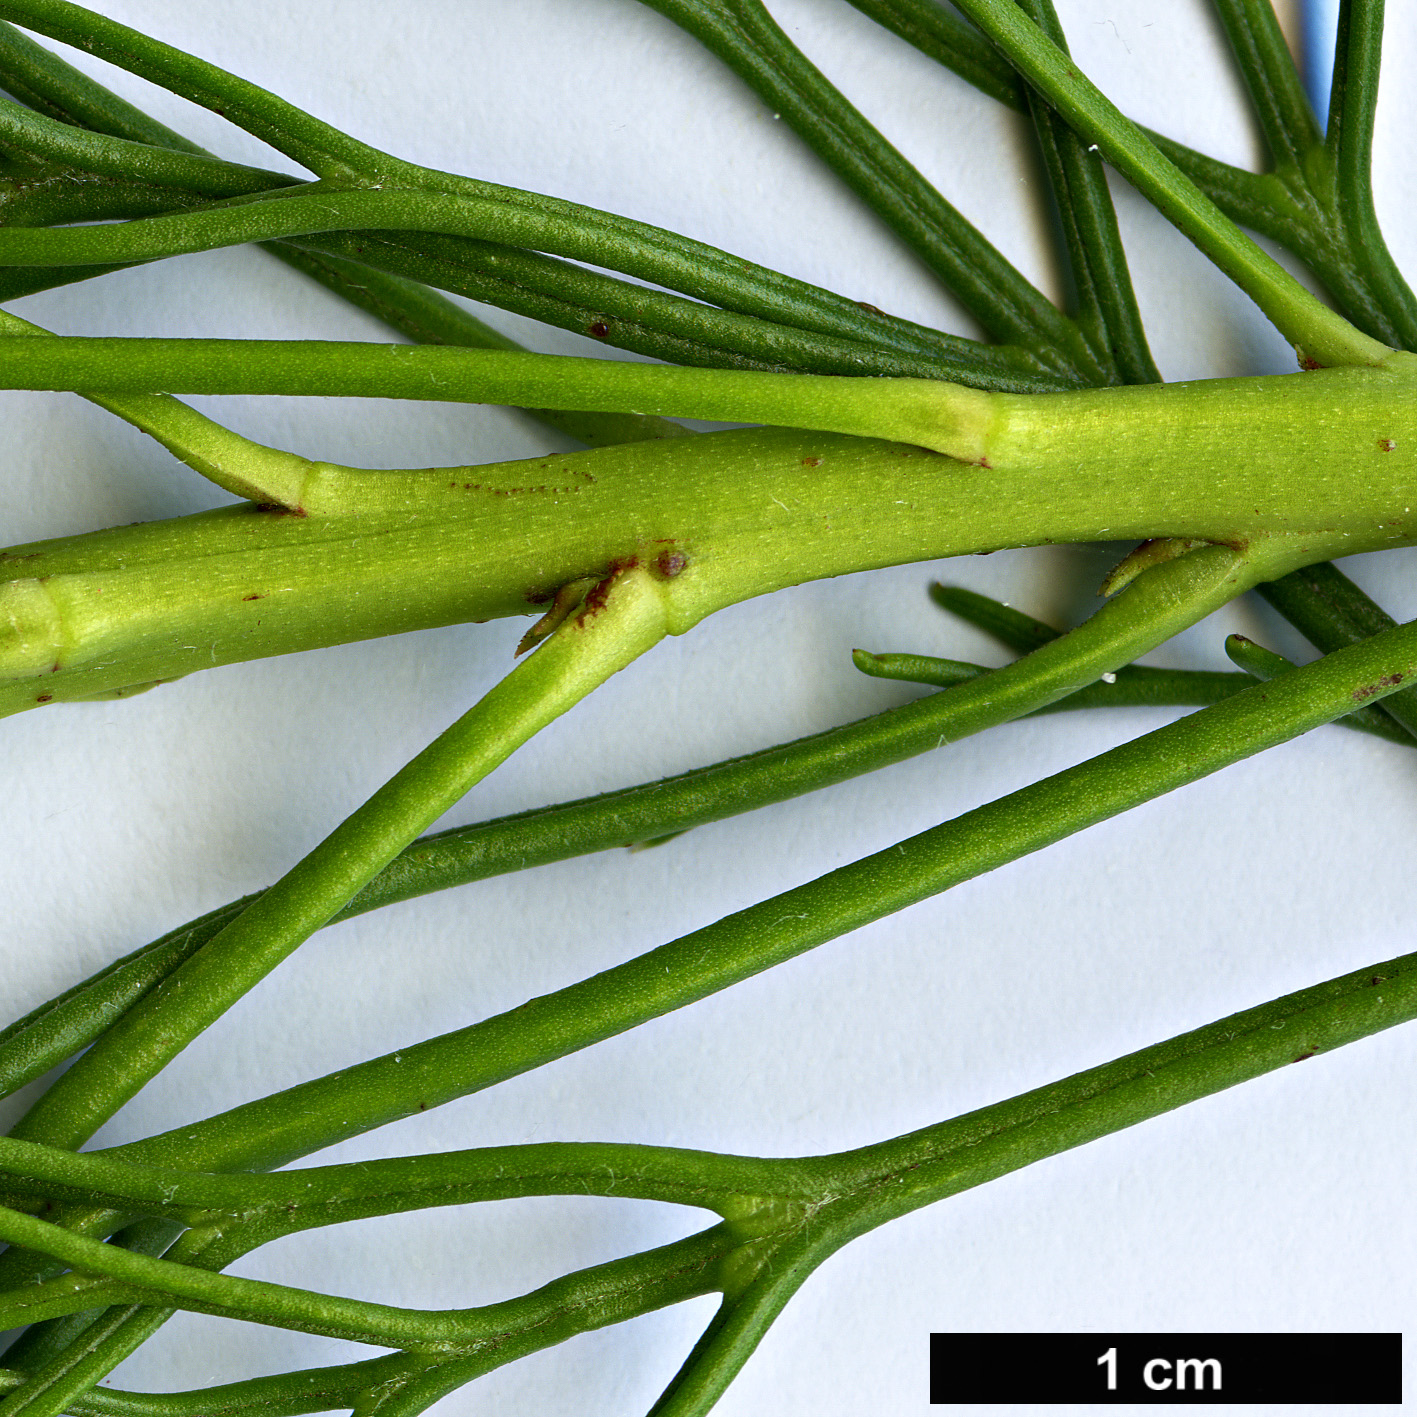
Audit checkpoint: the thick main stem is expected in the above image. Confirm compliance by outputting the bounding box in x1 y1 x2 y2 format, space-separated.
4 356 1417 713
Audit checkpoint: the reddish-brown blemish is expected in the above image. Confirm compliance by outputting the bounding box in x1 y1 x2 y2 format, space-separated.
1352 672 1404 701
577 577 614 625
242 593 265 602
976 456 992 469
801 455 822 467
1379 437 1398 452
457 472 593 498
1292 1050 1316 1063
35 692 52 703
856 301 884 315
589 321 610 338
255 503 307 518
1298 353 1324 371
657 549 688 578
576 556 640 627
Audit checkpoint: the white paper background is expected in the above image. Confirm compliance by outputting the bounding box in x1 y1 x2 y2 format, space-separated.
1 1 1413 1412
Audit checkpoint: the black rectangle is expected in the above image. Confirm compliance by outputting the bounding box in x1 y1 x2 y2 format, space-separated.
930 1332 1401 1404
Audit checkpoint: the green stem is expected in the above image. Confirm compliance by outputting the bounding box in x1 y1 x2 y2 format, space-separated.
64 549 1365 1183
1222 632 1293 679
0 335 1053 450
947 0 1390 367
287 229 1029 384
0 20 200 151
1319 0 1417 350
1220 632 1405 738
825 946 1417 1224
1328 0 1383 208
0 1356 416 1417
0 1219 731 1417
1 253 683 485
255 247 690 447
853 634 1412 745
854 651 1281 713
0 900 251 1103
0 1304 158 1417
6 355 1416 715
3 335 1417 470
842 0 1024 110
0 566 1293 1103
0 36 1020 383
9 926 1417 1414
0 1137 782 1225
0 91 278 196
1255 561 1417 739
649 941 1417 1414
0 0 393 181
1014 0 1159 385
848 0 1417 355
8 566 674 1152
927 581 1061 653
636 0 1097 377
0 182 1050 387
1209 0 1322 172
0 1203 544 1349
0 309 330 508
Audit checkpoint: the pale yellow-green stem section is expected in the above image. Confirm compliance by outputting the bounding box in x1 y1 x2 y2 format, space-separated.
4 356 1417 715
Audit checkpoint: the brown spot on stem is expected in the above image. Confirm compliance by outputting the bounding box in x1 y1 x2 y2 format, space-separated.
1379 437 1398 452
242 593 265 602
657 549 688 578
1298 353 1324 371
589 321 610 338
35 692 52 703
801 455 822 467
1352 673 1404 701
577 577 614 624
1292 1050 1316 1063
856 301 884 315
457 471 594 498
576 557 640 628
